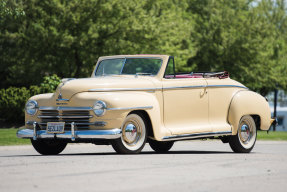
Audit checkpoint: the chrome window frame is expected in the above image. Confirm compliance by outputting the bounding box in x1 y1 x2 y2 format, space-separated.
163 56 176 79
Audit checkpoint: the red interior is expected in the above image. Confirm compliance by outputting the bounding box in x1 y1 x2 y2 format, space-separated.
165 71 229 79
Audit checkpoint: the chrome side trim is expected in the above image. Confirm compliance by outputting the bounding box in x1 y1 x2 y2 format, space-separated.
88 85 247 92
38 106 153 112
39 106 93 111
89 87 161 92
163 85 247 90
207 85 248 89
107 106 153 111
163 85 205 90
17 128 122 139
162 131 232 141
38 115 93 119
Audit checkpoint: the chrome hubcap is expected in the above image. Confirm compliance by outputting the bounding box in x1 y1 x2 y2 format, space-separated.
240 124 250 142
124 123 137 143
123 122 142 146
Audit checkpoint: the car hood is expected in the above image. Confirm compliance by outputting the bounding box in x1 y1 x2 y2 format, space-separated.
55 76 156 100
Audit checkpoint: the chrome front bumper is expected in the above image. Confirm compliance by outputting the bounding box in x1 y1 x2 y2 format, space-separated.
17 128 122 140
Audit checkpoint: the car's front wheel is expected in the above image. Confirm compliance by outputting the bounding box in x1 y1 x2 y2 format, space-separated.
31 139 67 155
111 113 147 154
229 115 257 153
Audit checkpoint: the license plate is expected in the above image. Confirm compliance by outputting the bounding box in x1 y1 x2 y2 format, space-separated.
46 122 65 133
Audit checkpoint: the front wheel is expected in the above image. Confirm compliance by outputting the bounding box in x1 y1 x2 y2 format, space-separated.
31 139 67 155
229 115 257 153
111 113 147 154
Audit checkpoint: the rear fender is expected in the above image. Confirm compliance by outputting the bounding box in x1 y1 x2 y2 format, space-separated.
228 90 271 134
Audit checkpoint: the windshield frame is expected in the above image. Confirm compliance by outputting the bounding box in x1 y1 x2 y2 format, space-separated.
94 57 163 77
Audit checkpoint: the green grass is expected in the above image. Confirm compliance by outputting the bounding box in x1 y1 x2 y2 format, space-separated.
0 128 30 146
257 131 287 141
0 129 287 146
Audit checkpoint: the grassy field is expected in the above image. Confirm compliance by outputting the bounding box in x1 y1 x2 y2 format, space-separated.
0 129 30 146
257 131 287 141
0 129 287 146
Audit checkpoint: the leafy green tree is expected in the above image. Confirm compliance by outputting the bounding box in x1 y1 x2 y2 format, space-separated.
0 74 60 124
1 0 191 88
255 0 287 94
0 0 25 88
40 74 61 93
186 0 287 95
1 0 287 97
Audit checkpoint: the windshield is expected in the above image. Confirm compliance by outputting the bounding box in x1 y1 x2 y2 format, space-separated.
95 58 162 76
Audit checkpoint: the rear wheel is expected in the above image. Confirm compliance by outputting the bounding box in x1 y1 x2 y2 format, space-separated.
31 139 67 155
229 115 257 153
149 139 174 153
111 113 147 154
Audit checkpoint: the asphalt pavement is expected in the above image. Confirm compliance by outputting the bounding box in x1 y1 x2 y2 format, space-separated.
0 140 287 192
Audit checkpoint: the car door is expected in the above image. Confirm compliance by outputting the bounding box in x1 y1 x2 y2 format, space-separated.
205 78 234 132
162 57 211 135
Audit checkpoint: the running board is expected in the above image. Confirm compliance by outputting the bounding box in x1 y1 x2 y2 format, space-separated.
162 131 232 141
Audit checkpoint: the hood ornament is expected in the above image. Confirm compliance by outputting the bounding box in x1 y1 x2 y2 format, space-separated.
58 93 63 100
56 78 76 102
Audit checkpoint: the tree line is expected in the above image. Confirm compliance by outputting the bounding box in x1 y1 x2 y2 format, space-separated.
1 0 287 95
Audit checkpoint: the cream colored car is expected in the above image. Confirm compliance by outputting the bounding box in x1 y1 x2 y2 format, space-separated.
17 55 275 154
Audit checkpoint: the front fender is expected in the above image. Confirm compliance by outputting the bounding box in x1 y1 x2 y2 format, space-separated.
72 91 167 140
228 90 272 134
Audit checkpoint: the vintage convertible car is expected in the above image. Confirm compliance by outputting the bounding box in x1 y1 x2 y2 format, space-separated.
17 55 275 154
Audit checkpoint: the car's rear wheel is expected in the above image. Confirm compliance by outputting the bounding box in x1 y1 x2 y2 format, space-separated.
111 113 147 154
229 115 257 153
149 139 174 153
31 139 67 155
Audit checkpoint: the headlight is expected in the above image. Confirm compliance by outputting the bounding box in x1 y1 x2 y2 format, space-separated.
93 101 107 116
25 100 38 115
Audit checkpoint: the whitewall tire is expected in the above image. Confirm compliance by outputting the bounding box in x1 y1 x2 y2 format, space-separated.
229 115 257 153
111 113 147 154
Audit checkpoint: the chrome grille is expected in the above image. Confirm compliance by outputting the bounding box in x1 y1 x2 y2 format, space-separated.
38 108 93 130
